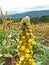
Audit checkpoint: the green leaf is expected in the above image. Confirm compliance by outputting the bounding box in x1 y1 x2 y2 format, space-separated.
4 53 13 58
36 61 42 65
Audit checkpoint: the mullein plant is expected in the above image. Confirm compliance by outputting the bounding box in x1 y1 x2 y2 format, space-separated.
2 11 11 46
16 16 36 65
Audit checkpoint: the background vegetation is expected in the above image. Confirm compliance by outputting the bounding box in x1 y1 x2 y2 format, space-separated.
0 15 49 24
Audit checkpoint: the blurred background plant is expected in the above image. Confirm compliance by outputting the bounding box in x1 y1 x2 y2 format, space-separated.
0 26 19 65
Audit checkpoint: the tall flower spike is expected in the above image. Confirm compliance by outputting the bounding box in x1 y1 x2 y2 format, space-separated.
16 16 36 65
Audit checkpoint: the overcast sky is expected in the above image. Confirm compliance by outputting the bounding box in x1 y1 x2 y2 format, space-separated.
0 0 49 14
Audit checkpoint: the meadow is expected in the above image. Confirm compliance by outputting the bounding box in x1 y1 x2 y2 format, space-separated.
32 23 49 46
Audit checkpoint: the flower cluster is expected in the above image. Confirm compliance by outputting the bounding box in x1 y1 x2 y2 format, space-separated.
16 16 36 65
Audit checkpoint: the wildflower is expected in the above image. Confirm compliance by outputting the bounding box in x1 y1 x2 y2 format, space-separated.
19 41 22 44
29 61 36 65
26 33 29 36
32 40 36 45
16 63 19 65
22 36 25 39
20 56 25 61
28 39 32 43
29 29 32 32
20 30 23 33
30 33 33 36
26 48 30 53
25 54 31 59
18 33 20 36
21 45 26 51
18 52 20 57
19 61 22 64
16 16 36 65
17 45 20 49
29 44 32 49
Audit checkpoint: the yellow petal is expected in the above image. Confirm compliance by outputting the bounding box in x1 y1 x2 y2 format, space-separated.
26 33 29 36
21 45 26 51
30 33 33 36
19 41 22 44
32 62 36 65
26 48 30 53
20 56 25 61
25 54 30 59
22 36 25 39
16 63 19 65
28 39 32 43
32 40 36 45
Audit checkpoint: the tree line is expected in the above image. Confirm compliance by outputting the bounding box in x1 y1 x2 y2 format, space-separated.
0 15 49 24
14 15 49 24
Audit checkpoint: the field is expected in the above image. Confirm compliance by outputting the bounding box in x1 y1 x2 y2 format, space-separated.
32 23 49 46
0 17 49 65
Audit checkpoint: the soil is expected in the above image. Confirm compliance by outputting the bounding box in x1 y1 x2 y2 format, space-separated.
4 57 16 65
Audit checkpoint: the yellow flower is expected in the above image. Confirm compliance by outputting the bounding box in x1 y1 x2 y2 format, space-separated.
26 48 30 53
18 52 21 56
28 39 32 43
24 61 26 65
29 29 32 32
16 63 19 65
19 61 22 64
19 41 22 44
24 43 27 45
32 40 36 45
18 33 20 36
29 44 32 49
20 30 23 33
29 59 35 62
21 45 26 51
22 36 25 39
29 59 35 64
31 59 35 62
30 33 33 36
20 56 25 61
26 33 29 36
25 54 30 59
17 45 20 49
32 62 36 65
31 50 33 55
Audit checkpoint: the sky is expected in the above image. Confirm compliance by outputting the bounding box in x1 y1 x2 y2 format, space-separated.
0 0 49 14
